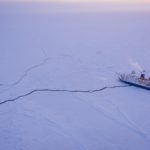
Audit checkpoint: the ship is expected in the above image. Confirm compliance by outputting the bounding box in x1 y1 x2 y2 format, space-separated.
118 72 150 90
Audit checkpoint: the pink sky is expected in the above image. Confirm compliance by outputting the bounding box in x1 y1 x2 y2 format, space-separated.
0 0 150 3
0 0 150 13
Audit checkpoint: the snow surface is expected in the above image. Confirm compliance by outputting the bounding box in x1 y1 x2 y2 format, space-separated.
0 3 150 150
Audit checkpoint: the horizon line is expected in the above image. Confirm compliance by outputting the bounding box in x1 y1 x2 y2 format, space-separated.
0 1 150 13
0 0 150 4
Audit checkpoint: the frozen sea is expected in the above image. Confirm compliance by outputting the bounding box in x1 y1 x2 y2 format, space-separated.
0 3 150 150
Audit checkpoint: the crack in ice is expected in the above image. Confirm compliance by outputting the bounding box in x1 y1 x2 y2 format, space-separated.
0 85 130 105
0 57 50 87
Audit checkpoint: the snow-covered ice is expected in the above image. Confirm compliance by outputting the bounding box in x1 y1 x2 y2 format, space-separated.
0 3 150 150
